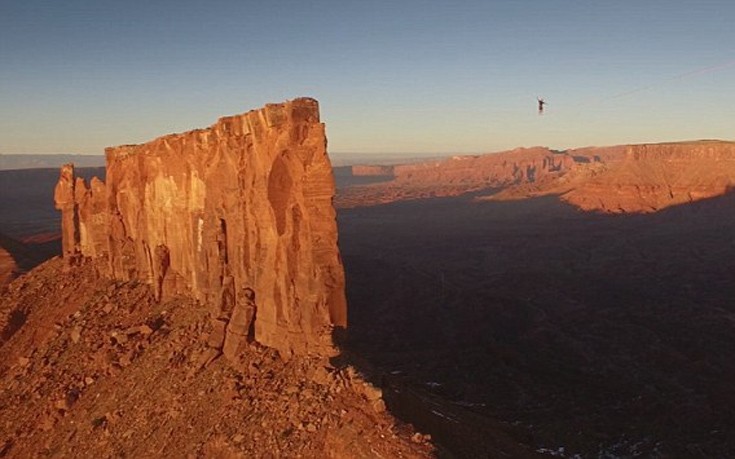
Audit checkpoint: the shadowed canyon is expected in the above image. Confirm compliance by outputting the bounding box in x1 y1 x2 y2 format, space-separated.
2 100 735 457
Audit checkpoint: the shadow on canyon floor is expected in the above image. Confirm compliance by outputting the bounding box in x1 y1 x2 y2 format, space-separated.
0 167 105 239
337 190 735 457
0 232 60 274
0 167 105 279
333 166 394 189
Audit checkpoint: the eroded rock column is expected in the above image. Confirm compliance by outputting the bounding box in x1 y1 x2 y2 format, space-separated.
54 164 80 260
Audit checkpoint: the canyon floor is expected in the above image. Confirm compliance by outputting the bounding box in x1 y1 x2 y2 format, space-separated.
3 155 735 457
339 188 735 457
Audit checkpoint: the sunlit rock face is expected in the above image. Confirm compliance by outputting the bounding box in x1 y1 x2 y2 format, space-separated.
55 98 347 357
335 147 578 207
562 141 735 213
391 147 575 186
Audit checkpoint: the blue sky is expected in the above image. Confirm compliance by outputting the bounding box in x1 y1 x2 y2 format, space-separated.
1 0 733 157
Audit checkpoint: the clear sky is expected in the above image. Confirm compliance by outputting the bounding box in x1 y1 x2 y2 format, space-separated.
1 0 734 158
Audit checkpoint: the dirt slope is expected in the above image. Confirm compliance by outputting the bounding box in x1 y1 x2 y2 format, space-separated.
0 247 17 290
0 258 433 458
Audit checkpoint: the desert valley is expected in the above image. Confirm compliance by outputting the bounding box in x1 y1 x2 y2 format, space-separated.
1 98 735 457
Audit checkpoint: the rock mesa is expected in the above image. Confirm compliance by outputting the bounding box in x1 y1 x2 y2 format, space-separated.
336 147 576 207
562 141 735 212
54 98 347 356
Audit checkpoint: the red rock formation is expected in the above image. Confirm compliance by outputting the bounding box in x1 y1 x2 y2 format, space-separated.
55 98 347 357
53 165 79 259
565 145 627 164
337 140 735 213
0 246 17 289
336 147 576 207
351 165 395 176
392 147 573 186
562 140 735 212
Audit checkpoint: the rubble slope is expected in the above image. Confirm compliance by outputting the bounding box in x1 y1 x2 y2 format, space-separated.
0 257 432 458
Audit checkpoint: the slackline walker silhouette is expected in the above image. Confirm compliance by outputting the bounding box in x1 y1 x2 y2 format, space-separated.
536 59 735 116
537 97 546 115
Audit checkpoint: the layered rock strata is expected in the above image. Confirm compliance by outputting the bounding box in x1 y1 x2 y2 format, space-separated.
336 147 577 207
390 147 574 186
337 141 735 213
562 141 735 212
55 98 347 356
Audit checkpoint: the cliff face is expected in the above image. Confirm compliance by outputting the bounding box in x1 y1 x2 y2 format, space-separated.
336 147 576 207
562 141 735 212
55 98 346 357
390 147 574 186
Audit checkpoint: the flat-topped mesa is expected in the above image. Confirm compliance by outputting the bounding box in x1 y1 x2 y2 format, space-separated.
389 147 575 185
351 165 395 177
624 140 735 161
562 140 735 213
55 98 347 357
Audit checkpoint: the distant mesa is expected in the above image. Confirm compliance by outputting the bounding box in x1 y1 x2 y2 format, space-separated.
561 141 735 213
336 146 581 208
54 98 347 357
337 140 735 213
351 165 395 177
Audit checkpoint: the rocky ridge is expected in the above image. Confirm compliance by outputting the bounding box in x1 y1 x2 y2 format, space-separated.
0 244 18 290
0 257 433 458
0 232 60 291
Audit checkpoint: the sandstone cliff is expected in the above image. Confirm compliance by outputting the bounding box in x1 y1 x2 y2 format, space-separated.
55 98 346 357
336 147 577 207
562 140 735 212
391 147 574 186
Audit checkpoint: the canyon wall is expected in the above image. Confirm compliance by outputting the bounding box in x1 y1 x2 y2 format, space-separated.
336 140 735 212
55 98 347 357
390 147 574 185
336 147 577 207
562 141 735 212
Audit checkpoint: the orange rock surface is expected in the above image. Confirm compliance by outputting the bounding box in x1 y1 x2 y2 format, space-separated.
0 246 16 289
338 140 735 214
562 140 735 212
337 147 576 207
391 147 574 186
54 98 346 357
0 258 433 458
